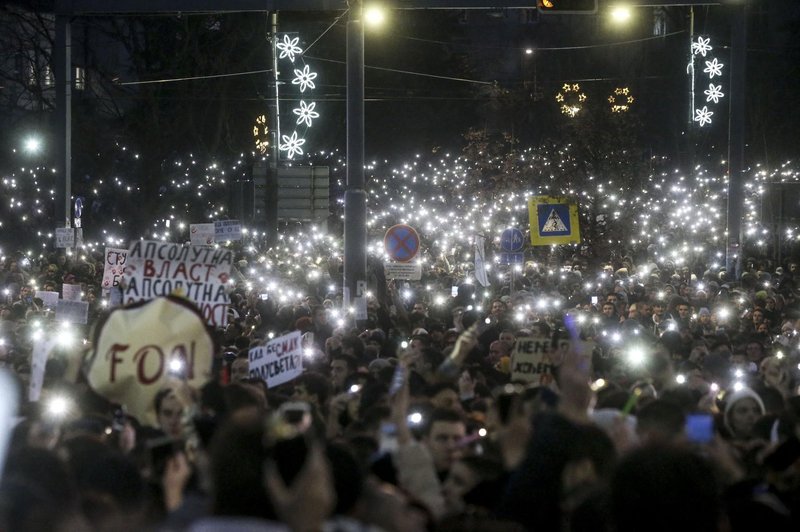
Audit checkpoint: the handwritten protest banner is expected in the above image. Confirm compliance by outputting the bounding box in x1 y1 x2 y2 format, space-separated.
62 283 83 302
214 220 242 242
101 247 129 289
123 240 233 327
34 290 59 310
248 330 303 388
87 297 214 426
510 336 556 386
189 223 215 246
56 300 89 324
55 227 74 248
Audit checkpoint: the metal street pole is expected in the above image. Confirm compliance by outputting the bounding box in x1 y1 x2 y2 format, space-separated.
344 1 367 310
267 11 280 247
726 1 746 278
54 11 72 229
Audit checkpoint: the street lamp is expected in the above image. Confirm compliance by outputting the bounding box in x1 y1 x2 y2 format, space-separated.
23 136 42 154
364 4 387 28
610 5 632 24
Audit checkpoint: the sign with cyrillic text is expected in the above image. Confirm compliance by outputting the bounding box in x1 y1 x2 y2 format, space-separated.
510 336 555 386
56 227 74 248
248 331 303 388
102 247 128 289
214 220 242 242
123 241 233 327
190 223 215 246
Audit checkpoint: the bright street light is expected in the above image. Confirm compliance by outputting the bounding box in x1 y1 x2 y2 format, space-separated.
610 5 632 24
364 4 387 27
23 136 42 154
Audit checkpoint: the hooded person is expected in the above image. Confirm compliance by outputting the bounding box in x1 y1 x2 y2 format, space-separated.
723 387 766 441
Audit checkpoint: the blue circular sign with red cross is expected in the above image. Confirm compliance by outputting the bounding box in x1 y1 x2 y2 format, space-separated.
384 224 420 263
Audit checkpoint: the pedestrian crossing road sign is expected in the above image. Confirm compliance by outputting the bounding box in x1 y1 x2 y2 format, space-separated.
528 196 581 246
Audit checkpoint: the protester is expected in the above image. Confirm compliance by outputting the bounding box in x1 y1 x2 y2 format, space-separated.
0 247 799 532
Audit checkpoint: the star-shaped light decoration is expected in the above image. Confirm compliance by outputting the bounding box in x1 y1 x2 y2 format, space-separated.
704 83 724 104
691 36 712 57
276 34 303 63
292 65 318 93
293 101 319 127
555 83 587 117
608 87 635 113
704 58 724 79
693 106 714 127
279 131 306 159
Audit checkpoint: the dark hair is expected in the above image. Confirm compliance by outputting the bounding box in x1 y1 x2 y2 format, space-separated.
636 400 686 439
294 372 332 406
422 408 465 436
611 445 721 532
331 353 358 373
153 388 176 415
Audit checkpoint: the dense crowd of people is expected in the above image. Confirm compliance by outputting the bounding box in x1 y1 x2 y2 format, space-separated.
1 247 800 531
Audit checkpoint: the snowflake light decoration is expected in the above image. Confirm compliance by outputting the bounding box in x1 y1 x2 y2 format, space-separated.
276 34 303 63
555 83 587 118
608 87 634 113
703 58 724 79
279 131 306 159
292 65 317 93
690 35 726 128
693 106 714 127
275 32 320 160
691 36 712 57
293 101 319 127
704 83 724 104
253 114 269 154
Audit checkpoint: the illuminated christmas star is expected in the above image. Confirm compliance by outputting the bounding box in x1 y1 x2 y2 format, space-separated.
277 34 303 63
693 106 714 127
292 65 317 92
704 58 724 78
691 36 712 57
293 101 319 127
704 83 724 104
279 131 306 159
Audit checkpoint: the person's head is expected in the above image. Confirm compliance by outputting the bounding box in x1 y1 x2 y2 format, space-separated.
428 383 462 413
635 400 686 444
499 329 516 346
723 388 765 440
627 303 639 320
602 302 616 317
638 302 652 318
652 300 666 317
230 353 250 383
409 334 431 356
412 302 428 316
422 408 467 474
676 301 691 320
606 293 619 305
488 340 511 365
612 445 722 532
330 353 357 390
441 455 503 516
745 341 765 363
490 299 506 318
292 372 332 408
311 305 328 325
154 388 183 438
751 308 764 324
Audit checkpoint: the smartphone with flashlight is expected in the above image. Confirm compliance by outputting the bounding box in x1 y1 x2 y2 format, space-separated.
685 413 714 444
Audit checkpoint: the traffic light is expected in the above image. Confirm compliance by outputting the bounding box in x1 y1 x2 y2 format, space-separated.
537 0 598 14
